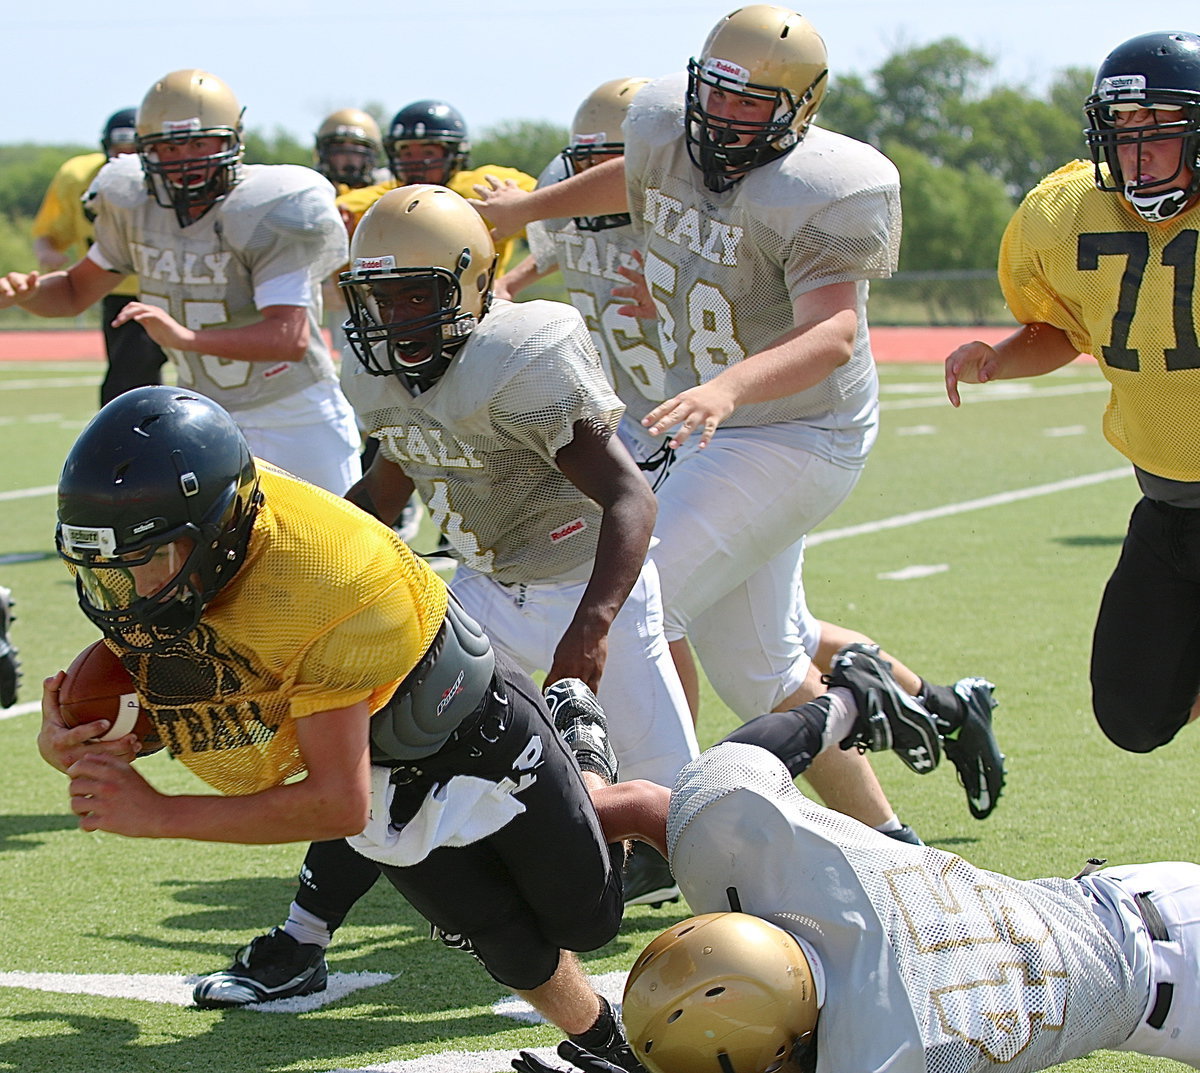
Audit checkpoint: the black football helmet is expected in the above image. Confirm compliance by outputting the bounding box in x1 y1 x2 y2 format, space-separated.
101 108 138 158
1084 31 1200 222
56 387 261 652
386 100 470 186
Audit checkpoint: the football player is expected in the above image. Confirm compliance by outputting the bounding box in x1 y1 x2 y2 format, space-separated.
313 107 387 192
944 31 1200 756
336 99 538 274
39 386 632 1057
188 184 704 1007
1 70 360 494
30 107 167 406
475 8 1006 832
517 737 1200 1073
0 585 18 709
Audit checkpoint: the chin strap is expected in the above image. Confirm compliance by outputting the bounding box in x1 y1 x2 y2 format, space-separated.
1124 184 1190 222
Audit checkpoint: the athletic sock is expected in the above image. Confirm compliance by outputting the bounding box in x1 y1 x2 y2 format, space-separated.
283 901 333 949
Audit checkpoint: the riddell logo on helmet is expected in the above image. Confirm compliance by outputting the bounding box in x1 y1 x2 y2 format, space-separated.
704 57 751 87
354 255 397 271
550 518 587 542
162 118 203 133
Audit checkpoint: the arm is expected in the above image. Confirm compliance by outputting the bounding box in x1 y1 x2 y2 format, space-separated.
110 302 312 364
644 280 859 449
589 779 670 857
64 700 373 843
344 449 416 528
545 420 657 691
944 322 1082 406
493 253 553 302
0 256 119 315
471 158 628 242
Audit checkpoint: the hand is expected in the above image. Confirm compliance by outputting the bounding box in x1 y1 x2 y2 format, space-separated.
37 672 142 774
612 251 656 320
944 340 1000 407
492 276 517 302
67 752 164 835
0 270 40 310
470 175 533 241
546 623 608 694
512 1042 636 1073
37 249 70 272
642 381 739 449
512 1050 564 1073
110 302 196 350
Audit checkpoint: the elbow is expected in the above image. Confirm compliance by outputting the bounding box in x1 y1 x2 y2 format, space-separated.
322 789 371 840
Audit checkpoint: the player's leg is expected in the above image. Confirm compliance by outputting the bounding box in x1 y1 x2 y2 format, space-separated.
1091 498 1200 752
99 294 166 407
191 837 381 1008
1101 861 1200 1064
813 622 1005 820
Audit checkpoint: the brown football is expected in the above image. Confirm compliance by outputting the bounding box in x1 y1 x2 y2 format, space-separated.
59 640 161 752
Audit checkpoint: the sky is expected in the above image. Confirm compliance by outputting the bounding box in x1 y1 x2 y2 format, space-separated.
5 1 1196 148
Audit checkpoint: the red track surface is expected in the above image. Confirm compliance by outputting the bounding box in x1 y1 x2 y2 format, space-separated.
0 325 1026 364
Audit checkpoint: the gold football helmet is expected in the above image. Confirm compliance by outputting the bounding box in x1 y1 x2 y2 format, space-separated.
136 69 244 225
315 108 383 188
623 913 819 1073
340 185 496 393
686 5 828 192
563 76 650 231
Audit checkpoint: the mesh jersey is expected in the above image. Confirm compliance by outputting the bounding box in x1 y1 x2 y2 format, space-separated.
340 299 622 585
1001 158 1200 481
86 155 346 412
105 464 447 796
336 165 538 274
527 156 666 430
668 744 1145 1073
31 152 138 297
622 73 899 429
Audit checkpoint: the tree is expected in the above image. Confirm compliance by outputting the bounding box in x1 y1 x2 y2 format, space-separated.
471 119 568 179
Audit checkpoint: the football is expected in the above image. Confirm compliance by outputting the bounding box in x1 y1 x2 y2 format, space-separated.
59 640 160 751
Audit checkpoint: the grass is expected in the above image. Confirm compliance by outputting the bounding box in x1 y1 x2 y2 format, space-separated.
0 355 1194 1073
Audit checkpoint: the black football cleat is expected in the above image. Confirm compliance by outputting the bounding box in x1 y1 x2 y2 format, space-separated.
944 677 1006 820
192 927 327 1008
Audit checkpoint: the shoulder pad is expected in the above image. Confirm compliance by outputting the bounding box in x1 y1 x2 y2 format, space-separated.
86 153 147 212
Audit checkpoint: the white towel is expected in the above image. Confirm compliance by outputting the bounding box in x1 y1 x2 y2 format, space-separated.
349 734 542 867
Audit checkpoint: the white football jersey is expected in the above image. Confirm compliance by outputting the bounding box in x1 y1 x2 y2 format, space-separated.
623 74 899 430
668 744 1146 1073
527 157 666 434
340 299 624 584
87 155 346 411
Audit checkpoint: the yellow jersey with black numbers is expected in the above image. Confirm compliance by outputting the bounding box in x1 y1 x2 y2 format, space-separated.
1001 158 1200 480
115 463 448 795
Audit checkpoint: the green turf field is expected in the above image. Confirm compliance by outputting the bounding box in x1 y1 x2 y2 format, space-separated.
0 358 1193 1073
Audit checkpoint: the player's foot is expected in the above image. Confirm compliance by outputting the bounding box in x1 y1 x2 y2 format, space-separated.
0 586 20 709
883 823 924 846
943 677 1006 820
826 643 942 774
192 927 328 1008
622 842 680 908
543 678 618 784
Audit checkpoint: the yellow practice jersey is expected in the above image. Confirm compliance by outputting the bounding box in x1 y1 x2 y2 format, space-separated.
112 464 448 795
337 165 538 273
1001 158 1200 481
31 151 139 297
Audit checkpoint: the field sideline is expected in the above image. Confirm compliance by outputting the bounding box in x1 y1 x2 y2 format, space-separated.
1 345 1192 1073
